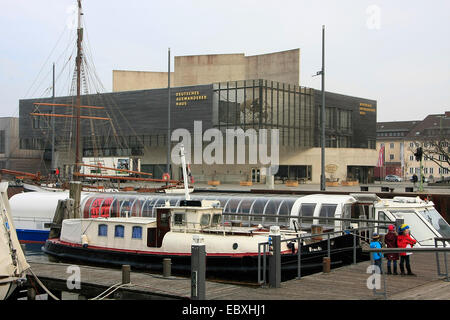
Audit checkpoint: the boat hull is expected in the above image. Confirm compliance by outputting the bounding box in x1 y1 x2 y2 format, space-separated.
43 234 366 281
16 229 49 244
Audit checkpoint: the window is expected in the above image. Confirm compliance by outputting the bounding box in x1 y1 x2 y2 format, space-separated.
114 225 125 238
212 214 222 226
174 213 186 226
200 214 211 226
409 155 414 161
390 154 394 160
298 203 316 225
98 224 108 237
132 226 142 239
424 168 428 174
410 142 414 148
430 168 434 174
390 143 394 149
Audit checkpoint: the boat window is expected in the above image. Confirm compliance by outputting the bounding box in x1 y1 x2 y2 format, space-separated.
390 210 437 244
98 224 108 237
132 226 142 239
298 203 316 225
264 199 280 223
320 204 337 226
114 225 125 238
278 199 296 226
250 198 268 223
211 214 222 226
174 212 186 226
200 214 211 226
417 209 450 238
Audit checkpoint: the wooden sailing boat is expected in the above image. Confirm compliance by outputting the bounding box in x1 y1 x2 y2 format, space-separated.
0 182 29 299
18 0 186 192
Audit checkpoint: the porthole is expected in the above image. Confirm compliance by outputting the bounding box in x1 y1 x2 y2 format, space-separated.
232 243 238 250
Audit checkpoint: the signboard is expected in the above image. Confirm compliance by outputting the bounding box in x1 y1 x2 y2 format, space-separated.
175 91 207 106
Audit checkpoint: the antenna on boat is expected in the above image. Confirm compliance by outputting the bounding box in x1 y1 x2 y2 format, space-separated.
179 144 191 201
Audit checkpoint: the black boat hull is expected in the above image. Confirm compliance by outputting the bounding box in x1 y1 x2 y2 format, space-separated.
42 234 368 281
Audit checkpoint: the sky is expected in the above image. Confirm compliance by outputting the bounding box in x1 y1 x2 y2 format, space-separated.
1 0 449 122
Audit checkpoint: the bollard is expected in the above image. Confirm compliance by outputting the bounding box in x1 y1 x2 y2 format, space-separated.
269 226 281 288
323 257 331 273
163 258 171 278
311 225 323 241
27 287 36 300
191 235 206 300
122 265 131 284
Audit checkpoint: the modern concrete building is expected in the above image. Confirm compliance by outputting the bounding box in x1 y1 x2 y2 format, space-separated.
376 111 450 181
0 117 44 173
113 49 301 92
19 49 378 184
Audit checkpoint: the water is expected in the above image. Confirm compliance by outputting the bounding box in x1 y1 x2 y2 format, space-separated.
23 243 51 263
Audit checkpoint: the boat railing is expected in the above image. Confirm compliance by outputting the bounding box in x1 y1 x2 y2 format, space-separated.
363 239 450 299
257 225 382 286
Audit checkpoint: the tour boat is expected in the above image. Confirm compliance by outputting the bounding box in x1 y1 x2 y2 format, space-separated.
0 182 29 300
42 198 359 279
42 146 360 279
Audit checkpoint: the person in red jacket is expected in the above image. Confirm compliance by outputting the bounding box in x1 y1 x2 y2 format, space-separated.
397 224 417 276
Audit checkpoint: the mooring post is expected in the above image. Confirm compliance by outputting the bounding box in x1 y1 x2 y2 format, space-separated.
191 235 206 300
122 265 130 284
69 181 82 218
323 257 331 273
163 258 171 278
269 226 281 288
27 287 36 300
353 230 357 264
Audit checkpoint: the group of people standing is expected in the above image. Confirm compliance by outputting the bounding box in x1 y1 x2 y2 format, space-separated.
370 224 417 276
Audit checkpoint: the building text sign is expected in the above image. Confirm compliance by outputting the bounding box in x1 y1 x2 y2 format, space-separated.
175 91 207 106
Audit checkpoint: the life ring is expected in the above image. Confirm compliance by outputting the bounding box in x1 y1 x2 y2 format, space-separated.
162 173 170 181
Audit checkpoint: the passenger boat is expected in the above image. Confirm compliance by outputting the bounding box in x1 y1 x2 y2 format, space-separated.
42 146 361 280
42 197 361 279
0 182 29 300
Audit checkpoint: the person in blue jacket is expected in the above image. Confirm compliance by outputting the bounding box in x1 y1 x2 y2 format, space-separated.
370 232 384 274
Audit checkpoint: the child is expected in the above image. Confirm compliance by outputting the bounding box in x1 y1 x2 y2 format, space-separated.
384 225 399 275
370 232 383 274
397 224 417 276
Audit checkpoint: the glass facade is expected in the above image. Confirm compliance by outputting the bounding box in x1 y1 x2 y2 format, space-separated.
213 79 315 147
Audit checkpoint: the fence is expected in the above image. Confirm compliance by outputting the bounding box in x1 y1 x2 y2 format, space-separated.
364 242 450 299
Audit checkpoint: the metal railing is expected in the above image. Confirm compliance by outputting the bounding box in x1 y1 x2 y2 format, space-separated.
434 237 449 282
364 244 450 299
257 225 380 286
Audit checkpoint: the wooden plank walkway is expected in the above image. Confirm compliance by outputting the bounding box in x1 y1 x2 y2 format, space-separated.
26 252 449 300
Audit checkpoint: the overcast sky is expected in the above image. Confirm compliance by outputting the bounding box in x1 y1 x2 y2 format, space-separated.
1 0 449 122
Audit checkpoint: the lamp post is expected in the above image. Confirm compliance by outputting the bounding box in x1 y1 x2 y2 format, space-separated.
320 25 326 191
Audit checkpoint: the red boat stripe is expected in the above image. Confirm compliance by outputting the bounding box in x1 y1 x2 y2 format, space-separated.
48 239 293 257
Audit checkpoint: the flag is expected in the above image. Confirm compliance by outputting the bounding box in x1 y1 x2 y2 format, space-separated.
377 145 385 167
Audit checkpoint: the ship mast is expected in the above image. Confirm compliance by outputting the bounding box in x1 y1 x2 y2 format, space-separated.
74 0 83 180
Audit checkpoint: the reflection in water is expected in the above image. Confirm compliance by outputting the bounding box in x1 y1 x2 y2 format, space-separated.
23 243 50 263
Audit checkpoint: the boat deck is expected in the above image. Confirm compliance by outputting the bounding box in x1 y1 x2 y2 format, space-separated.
23 252 450 300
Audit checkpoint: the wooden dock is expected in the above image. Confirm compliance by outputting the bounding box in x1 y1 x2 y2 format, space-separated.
24 252 449 300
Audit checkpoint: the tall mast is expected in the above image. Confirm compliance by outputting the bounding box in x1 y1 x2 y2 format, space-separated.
51 62 55 170
75 0 83 179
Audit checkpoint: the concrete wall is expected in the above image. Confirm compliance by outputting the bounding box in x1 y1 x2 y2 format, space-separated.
112 49 300 92
174 53 247 87
113 70 174 92
246 49 300 86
